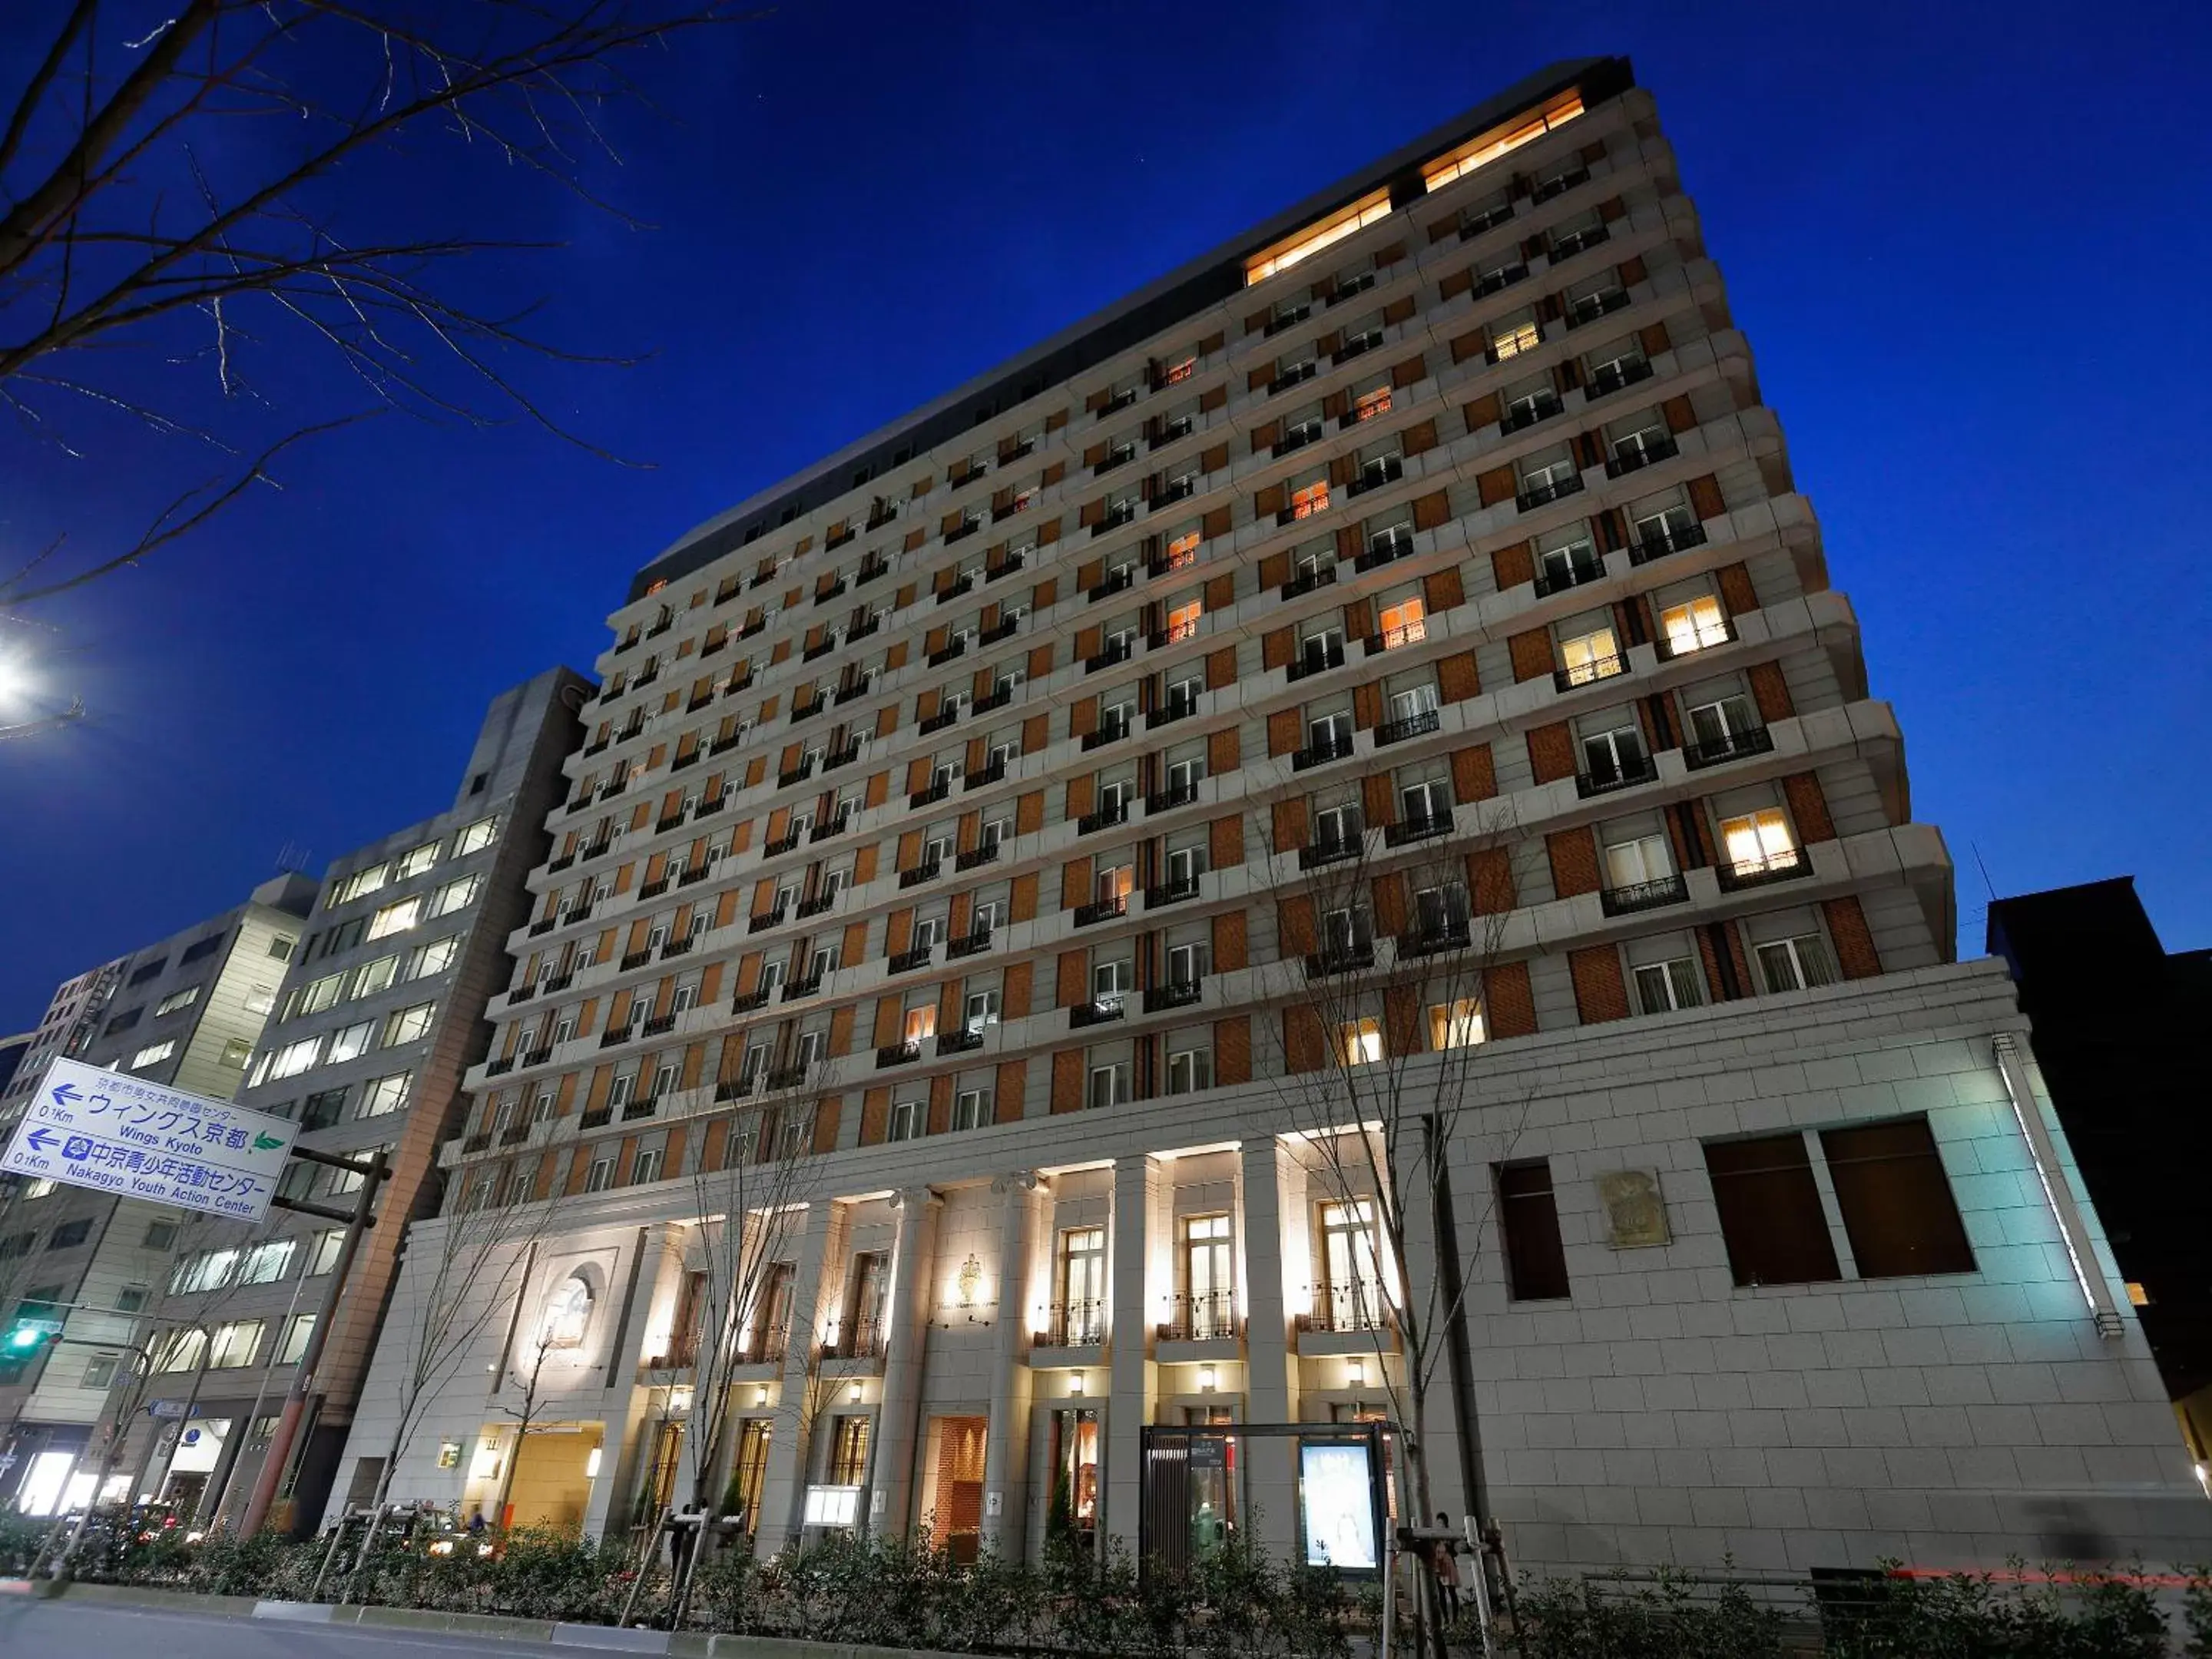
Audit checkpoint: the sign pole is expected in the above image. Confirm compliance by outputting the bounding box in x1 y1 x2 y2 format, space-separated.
238 1147 386 1537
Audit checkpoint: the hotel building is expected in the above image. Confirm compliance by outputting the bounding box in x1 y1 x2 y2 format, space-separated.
339 58 2212 1574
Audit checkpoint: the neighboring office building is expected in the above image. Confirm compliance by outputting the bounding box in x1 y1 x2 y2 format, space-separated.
342 58 2212 1576
1987 876 2212 1480
0 878 316 1513
119 668 589 1531
0 1035 30 1101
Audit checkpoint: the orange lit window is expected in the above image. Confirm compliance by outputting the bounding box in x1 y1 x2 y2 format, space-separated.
1291 481 1330 519
1377 596 1426 650
903 1004 937 1043
1244 187 1392 286
1097 863 1134 906
1166 600 1203 644
1161 355 1197 386
1419 92 1584 190
1352 387 1393 423
1164 531 1200 569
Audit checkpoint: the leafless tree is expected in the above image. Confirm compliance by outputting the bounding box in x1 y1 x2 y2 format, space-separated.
1251 763 1532 1648
0 0 747 621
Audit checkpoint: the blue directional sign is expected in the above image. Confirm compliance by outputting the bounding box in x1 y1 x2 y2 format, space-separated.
0 1058 297 1224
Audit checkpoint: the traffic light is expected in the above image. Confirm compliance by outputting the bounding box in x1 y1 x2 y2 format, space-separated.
0 1310 61 1379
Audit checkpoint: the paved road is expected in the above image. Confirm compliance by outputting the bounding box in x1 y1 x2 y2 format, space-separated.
0 1599 576 1659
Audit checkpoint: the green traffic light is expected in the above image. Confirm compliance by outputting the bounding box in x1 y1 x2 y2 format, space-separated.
5 1326 41 1350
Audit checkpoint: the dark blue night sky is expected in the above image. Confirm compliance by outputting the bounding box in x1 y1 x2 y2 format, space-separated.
4 0 2207 1029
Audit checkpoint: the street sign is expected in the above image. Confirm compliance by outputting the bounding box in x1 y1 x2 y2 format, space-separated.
147 1399 205 1420
0 1057 298 1224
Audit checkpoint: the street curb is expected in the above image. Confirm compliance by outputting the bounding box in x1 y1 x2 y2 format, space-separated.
554 1623 670 1653
254 1598 335 1621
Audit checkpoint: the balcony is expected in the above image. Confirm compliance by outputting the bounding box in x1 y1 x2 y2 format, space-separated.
1333 329 1385 368
581 1108 612 1131
1382 811 1453 848
1565 286 1632 329
876 1040 922 1069
866 502 898 530
1682 726 1776 771
796 891 836 920
660 935 694 961
1458 201 1514 240
1530 164 1591 204
645 618 673 639
899 859 943 890
986 551 1027 583
1549 222 1611 260
1285 640 1346 683
763 830 801 858
1141 979 1204 1015
808 811 853 845
1093 445 1135 477
747 907 787 935
1147 474 1198 512
1075 800 1130 836
777 760 815 790
1262 303 1312 338
1280 565 1337 601
947 928 993 959
909 780 951 813
1553 655 1625 694
979 616 1020 648
640 876 671 900
1714 853 1809 893
918 705 959 737
1398 919 1471 959
1069 997 1126 1030
641 1013 676 1038
1147 698 1198 731
944 518 982 545
1346 454 1403 496
803 638 836 664
824 740 861 771
1600 873 1690 916
1083 639 1134 674
1157 1290 1238 1343
1151 415 1196 449
724 667 757 695
737 618 766 640
579 740 608 761
1576 753 1660 798
501 1124 531 1147
1630 521 1709 565
1081 721 1131 753
631 669 659 690
1144 874 1201 909
1292 731 1355 772
1091 502 1138 538
826 525 856 550
507 983 538 1006
955 842 1001 872
1034 1300 1107 1349
846 618 881 651
600 776 628 801
485 1058 515 1078
700 636 727 660
937 1027 985 1057
888 945 933 975
1501 392 1564 435
1267 362 1318 397
1516 472 1585 513
964 757 1005 790
1586 356 1654 399
1375 707 1440 747
599 1024 634 1050
730 987 770 1013
856 555 890 584
1297 836 1362 872
1472 262 1529 299
790 697 824 723
715 1077 758 1103
621 948 653 971
1298 1296 1391 1335
833 677 874 705
935 572 976 604
1099 386 1139 417
1532 550 1605 598
1272 422 1323 461
782 972 823 1003
1073 894 1128 928
821 1319 885 1362
1606 435 1679 479
1086 566 1135 605
1144 780 1198 815
542 971 575 994
764 1063 810 1090
1304 943 1376 979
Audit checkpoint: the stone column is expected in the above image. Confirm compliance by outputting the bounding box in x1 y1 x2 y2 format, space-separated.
868 1186 940 1538
756 1198 846 1555
1103 1154 1161 1557
1395 1135 1469 1529
1240 1137 1303 1558
591 1223 680 1541
980 1171 1038 1557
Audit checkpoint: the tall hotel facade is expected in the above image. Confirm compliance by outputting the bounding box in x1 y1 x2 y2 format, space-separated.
346 59 2212 1575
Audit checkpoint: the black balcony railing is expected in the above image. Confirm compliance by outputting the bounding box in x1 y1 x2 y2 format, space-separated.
1553 655 1625 694
1285 640 1346 682
1075 800 1130 836
660 935 694 960
507 983 538 1006
1459 201 1514 240
909 780 951 810
620 948 653 971
1292 732 1355 772
1355 530 1416 573
1576 752 1660 798
1035 1300 1108 1348
1382 812 1452 848
948 928 994 959
927 637 967 669
1473 262 1529 298
1081 722 1131 753
955 842 1001 872
580 1108 612 1131
764 1063 810 1090
1375 708 1441 747
1346 454 1404 495
1501 394 1565 435
888 945 933 975
1297 836 1362 871
1600 873 1690 916
1333 329 1385 367
1141 979 1204 1014
1157 1290 1237 1343
857 555 890 584
899 858 944 891
1531 164 1591 204
1069 998 1126 1030
964 757 1006 790
1144 874 1201 909
747 907 787 939
730 988 770 1014
1299 1292 1391 1334
1606 434 1679 478
1398 919 1472 959
1074 894 1128 927
1549 222 1611 260
1147 699 1198 731
640 876 670 900
782 972 823 1002
876 1040 922 1068
918 705 959 736
1515 472 1585 513
1714 852 1809 892
763 830 800 858
1586 356 1654 399
1683 725 1776 770
1532 552 1606 598
1565 286 1633 330
599 1025 633 1049
714 1076 758 1103
809 811 853 844
796 891 836 920
1630 521 1710 565
622 1096 659 1121
1280 565 1337 601
936 1027 985 1056
1144 780 1199 815
1305 944 1376 979
1262 303 1311 337
822 1319 885 1361
1083 639 1134 674
542 971 575 994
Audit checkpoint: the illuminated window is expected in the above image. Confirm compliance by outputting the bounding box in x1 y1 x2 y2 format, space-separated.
1558 626 1621 685
1166 598 1203 643
1163 530 1201 569
1290 479 1330 519
333 863 389 906
155 1329 208 1372
366 896 421 939
260 1035 323 1082
1319 1200 1386 1330
408 936 459 979
1351 386 1393 423
1428 999 1485 1051
394 840 440 879
1244 187 1392 286
1336 1018 1383 1066
240 1240 295 1285
300 972 344 1015
128 1040 177 1071
352 955 399 998
1719 809 1798 878
1419 93 1584 190
358 1073 411 1118
829 1416 873 1485
1159 353 1197 386
208 1320 264 1369
1491 320 1541 360
1661 595 1729 656
454 816 498 856
276 1314 316 1365
429 874 480 917
902 1003 937 1044
154 986 200 1018
1376 595 1426 651
382 1001 436 1047
326 1020 373 1065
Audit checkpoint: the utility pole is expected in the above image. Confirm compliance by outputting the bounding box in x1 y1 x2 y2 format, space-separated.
237 1146 388 1537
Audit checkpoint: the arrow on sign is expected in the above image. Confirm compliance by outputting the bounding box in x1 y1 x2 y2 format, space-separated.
25 1128 59 1153
50 1083 81 1107
252 1131 285 1152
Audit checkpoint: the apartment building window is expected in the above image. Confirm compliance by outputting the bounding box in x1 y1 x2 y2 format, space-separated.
354 955 399 998
144 1220 177 1251
1497 1161 1570 1301
1491 316 1540 360
154 985 200 1018
1322 903 1373 962
1536 528 1600 591
952 1087 993 1131
408 937 459 979
584 1155 614 1193
394 840 439 879
327 1020 374 1064
1630 942 1704 1015
242 983 276 1015
1087 1060 1129 1110
1661 594 1729 656
1756 927 1837 993
902 999 936 1046
828 1416 872 1485
1718 808 1799 879
358 1074 410 1118
299 972 344 1015
963 989 1002 1035
888 1097 923 1142
114 1283 148 1313
1817 1118 1975 1279
240 1240 294 1284
1313 798 1363 854
1376 591 1426 651
82 1356 118 1388
128 1040 176 1070
1058 1227 1107 1343
308 1230 345 1274
1165 596 1203 644
1703 1134 1841 1287
1320 1200 1385 1330
1399 772 1452 832
156 1329 207 1371
455 816 498 856
366 896 421 939
1580 717 1648 789
208 1320 264 1369
276 1313 316 1365
1349 385 1392 424
1290 478 1330 519
333 864 389 906
258 1035 321 1083
1336 1018 1382 1067
171 1247 238 1293
1558 620 1621 686
1165 1033 1212 1095
1428 998 1485 1051
1092 953 1134 1014
430 874 480 917
1184 1214 1233 1338
1603 829 1673 892
632 1145 665 1185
